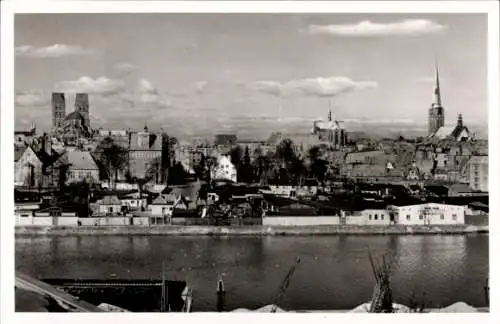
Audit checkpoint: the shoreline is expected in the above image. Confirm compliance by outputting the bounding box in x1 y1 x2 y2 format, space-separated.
15 224 489 237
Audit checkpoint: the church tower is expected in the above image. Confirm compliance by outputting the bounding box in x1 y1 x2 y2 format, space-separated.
428 63 445 135
52 92 66 129
75 93 90 128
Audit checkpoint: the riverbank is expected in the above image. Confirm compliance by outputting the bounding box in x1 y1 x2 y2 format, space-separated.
15 224 489 236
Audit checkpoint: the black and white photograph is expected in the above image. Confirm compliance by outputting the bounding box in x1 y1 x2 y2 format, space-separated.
1 0 499 318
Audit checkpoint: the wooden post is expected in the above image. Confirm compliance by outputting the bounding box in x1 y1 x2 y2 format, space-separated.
161 262 166 312
216 274 226 312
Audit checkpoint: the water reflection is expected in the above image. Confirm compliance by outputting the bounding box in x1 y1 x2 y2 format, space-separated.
15 234 488 311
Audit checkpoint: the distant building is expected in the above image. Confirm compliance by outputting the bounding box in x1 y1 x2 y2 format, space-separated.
14 136 60 188
52 92 66 129
430 114 472 142
312 108 347 149
75 93 90 128
52 92 93 146
464 155 488 192
127 126 166 180
211 155 237 183
58 150 100 184
214 134 237 146
389 202 465 225
150 194 182 224
99 195 122 215
15 122 37 146
61 111 92 145
14 146 43 188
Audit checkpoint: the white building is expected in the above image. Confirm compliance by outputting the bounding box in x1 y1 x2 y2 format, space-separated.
260 185 297 198
211 155 237 183
150 194 181 225
98 195 122 215
465 155 488 192
389 203 465 226
120 192 148 211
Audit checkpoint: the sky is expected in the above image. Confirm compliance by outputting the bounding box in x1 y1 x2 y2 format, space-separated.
14 13 488 140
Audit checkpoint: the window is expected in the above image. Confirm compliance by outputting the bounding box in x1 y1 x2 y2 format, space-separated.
374 214 378 220
406 214 411 220
381 214 384 220
419 215 423 220
108 207 113 213
162 207 166 214
440 214 445 220
369 214 372 220
452 214 457 221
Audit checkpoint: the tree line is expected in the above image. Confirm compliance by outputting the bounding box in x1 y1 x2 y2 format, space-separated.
95 136 333 187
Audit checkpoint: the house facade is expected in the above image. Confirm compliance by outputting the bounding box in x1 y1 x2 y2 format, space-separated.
465 155 488 192
128 127 167 180
150 194 180 225
389 203 465 226
14 146 43 188
99 195 122 215
61 151 100 184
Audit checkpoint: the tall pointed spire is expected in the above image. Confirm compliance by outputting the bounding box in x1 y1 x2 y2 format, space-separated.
434 60 442 107
328 98 333 121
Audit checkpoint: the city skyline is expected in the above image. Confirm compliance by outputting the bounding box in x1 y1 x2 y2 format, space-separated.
15 13 487 139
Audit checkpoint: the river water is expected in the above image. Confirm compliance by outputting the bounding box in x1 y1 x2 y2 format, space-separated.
15 234 489 311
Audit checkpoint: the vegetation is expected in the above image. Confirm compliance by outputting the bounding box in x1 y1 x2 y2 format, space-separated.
96 137 129 184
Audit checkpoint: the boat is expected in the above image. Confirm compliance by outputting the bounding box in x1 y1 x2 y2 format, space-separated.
41 278 193 312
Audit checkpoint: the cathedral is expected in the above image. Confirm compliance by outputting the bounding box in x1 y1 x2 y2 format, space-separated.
52 92 93 145
427 65 472 142
312 109 347 149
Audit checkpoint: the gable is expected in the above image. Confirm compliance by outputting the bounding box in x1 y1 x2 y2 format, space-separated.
16 147 42 168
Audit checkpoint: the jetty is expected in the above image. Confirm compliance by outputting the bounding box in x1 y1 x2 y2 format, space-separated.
15 272 103 312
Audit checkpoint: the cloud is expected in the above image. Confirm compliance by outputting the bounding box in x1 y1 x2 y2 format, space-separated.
15 91 50 107
307 19 447 37
112 62 136 76
119 79 171 108
252 76 377 97
15 44 96 58
54 76 125 95
342 118 418 125
194 81 208 93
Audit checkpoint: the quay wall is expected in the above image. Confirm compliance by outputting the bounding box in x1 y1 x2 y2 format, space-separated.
15 225 489 237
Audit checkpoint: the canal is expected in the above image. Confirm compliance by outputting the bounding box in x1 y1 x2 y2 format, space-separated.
15 234 489 311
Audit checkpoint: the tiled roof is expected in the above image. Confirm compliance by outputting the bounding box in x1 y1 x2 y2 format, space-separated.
65 151 99 170
151 194 176 205
345 150 386 164
129 132 163 151
450 125 469 139
64 111 85 121
14 146 26 162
